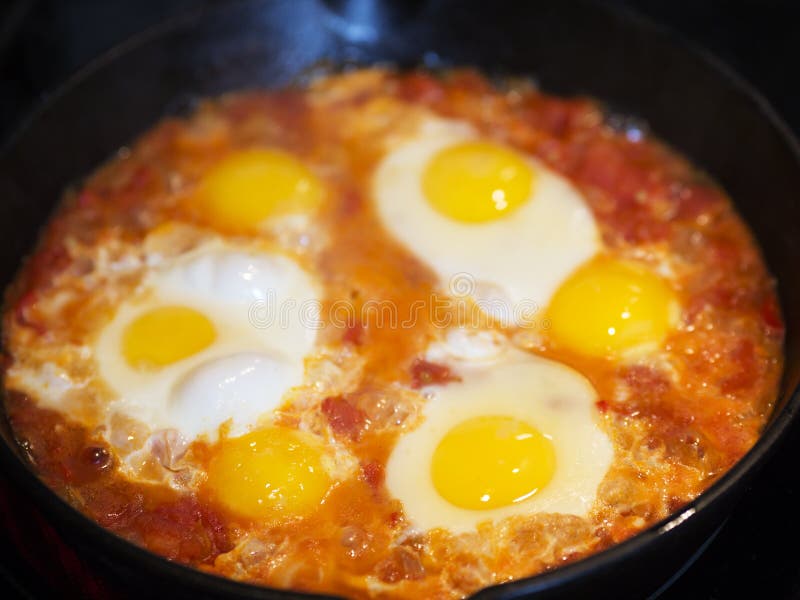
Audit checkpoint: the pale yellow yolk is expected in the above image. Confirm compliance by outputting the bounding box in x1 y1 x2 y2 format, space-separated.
194 148 324 231
431 415 555 510
207 427 331 521
422 141 534 223
122 306 216 369
547 258 677 357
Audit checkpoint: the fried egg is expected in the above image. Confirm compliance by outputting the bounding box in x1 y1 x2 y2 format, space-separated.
373 116 601 326
206 425 341 523
94 239 320 443
545 256 681 358
386 329 613 533
191 148 326 234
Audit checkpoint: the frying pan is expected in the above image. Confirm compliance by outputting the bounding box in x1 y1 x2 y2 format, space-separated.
1 1 799 598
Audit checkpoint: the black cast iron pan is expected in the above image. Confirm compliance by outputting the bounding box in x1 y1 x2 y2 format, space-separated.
1 1 799 598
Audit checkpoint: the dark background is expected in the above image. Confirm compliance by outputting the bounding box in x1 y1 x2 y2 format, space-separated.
0 1 798 598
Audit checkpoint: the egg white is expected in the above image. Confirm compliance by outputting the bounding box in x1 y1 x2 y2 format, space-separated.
385 329 614 533
373 116 601 326
94 239 320 443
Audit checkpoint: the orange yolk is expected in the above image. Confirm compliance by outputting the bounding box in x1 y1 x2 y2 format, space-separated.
122 306 216 369
194 148 324 232
422 141 534 223
206 427 332 522
547 257 678 357
431 415 555 510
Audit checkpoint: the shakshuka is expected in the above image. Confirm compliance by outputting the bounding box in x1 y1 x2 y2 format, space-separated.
1 69 783 598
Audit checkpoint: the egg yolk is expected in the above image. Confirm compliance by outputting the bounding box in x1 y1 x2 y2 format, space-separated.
194 148 324 231
206 427 331 521
431 415 555 510
422 141 535 223
547 258 677 356
123 306 216 369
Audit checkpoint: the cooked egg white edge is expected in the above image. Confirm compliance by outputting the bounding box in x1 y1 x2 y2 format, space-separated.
385 347 614 533
373 117 601 318
93 242 321 442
